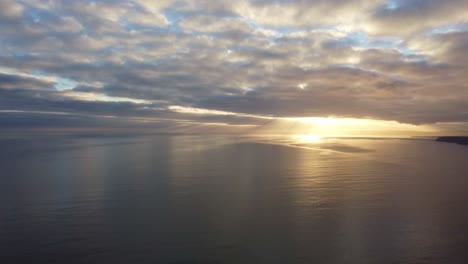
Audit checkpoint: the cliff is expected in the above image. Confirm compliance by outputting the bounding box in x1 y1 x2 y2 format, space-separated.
436 136 468 145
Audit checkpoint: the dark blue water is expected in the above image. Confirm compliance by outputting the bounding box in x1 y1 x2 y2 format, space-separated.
1 135 468 263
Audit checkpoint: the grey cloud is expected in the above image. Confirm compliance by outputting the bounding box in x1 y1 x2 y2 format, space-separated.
0 0 23 19
0 73 54 90
1 0 468 132
376 79 410 90
0 85 262 128
371 0 468 35
429 31 468 64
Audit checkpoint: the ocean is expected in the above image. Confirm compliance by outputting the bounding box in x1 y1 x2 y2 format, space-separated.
1 135 468 263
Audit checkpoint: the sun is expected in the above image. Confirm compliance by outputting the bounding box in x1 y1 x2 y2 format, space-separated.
304 133 322 142
294 133 323 143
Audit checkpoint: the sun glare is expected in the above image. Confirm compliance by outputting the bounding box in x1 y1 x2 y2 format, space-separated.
294 133 323 143
279 117 437 137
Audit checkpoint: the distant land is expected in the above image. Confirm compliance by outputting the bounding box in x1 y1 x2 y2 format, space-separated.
436 136 468 145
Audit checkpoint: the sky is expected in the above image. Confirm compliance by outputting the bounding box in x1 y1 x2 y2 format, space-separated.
1 0 468 136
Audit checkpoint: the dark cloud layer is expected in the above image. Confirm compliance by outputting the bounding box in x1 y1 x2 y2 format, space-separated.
1 0 468 134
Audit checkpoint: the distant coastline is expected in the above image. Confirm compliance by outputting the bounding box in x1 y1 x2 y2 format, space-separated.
436 136 468 145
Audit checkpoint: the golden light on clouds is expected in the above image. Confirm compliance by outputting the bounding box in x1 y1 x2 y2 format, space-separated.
167 105 439 137
62 91 151 104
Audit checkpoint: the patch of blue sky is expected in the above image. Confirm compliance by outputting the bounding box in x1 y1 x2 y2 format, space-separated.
164 7 186 22
336 63 360 70
119 18 167 33
54 78 79 91
427 24 468 36
335 64 380 76
119 19 136 32
25 8 41 23
162 7 188 33
384 0 402 10
402 54 428 63
398 46 421 58
29 70 79 91
366 37 402 49
322 31 369 50
233 61 252 67
12 51 27 58
342 31 369 46
335 32 405 52
239 17 291 38
103 47 121 54
353 34 420 58
239 17 260 30
91 60 107 67
269 26 298 36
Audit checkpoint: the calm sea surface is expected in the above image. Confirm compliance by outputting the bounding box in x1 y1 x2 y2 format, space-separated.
1 135 468 263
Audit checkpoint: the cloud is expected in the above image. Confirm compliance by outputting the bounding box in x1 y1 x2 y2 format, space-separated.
0 0 23 19
0 72 54 90
370 0 468 36
1 0 467 134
